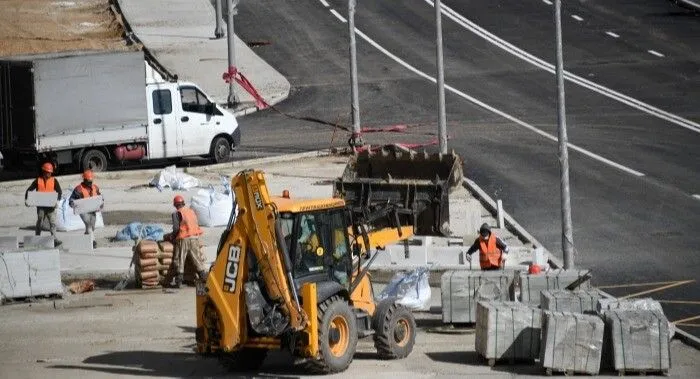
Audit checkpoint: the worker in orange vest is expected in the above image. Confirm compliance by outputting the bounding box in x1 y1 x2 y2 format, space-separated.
166 195 207 288
69 170 103 249
24 162 63 246
465 223 509 270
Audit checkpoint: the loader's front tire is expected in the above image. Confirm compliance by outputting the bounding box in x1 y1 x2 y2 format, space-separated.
308 295 358 374
373 300 416 359
218 348 267 372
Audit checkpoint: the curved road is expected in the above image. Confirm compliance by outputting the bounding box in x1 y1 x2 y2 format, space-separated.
235 0 700 336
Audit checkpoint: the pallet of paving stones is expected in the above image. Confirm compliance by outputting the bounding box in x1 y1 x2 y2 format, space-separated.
441 270 514 324
134 240 174 288
540 311 605 375
540 288 603 313
0 249 63 303
603 309 671 376
517 269 592 306
475 300 541 366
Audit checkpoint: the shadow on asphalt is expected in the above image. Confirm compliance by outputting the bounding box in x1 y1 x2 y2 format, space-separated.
426 351 481 365
48 350 304 378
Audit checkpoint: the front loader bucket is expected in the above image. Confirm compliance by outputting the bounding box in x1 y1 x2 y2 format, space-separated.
334 146 464 237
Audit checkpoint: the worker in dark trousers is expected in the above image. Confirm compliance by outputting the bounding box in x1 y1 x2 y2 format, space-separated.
69 169 103 249
465 223 509 270
24 162 62 246
166 195 207 288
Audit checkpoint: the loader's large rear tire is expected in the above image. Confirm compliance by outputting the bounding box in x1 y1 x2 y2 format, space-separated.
307 295 358 374
373 300 416 360
218 348 267 372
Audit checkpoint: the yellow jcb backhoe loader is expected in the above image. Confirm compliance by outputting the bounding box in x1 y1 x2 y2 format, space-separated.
195 147 463 373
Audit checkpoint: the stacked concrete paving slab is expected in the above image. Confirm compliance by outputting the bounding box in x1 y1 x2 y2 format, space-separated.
540 289 602 313
0 249 63 302
441 270 514 323
604 309 671 375
540 311 605 375
475 301 541 365
518 269 592 306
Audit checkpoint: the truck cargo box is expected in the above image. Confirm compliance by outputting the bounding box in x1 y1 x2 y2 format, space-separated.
0 50 148 156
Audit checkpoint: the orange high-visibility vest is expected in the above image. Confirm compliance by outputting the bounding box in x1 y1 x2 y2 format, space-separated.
478 234 502 269
75 183 98 198
176 207 203 240
37 177 55 192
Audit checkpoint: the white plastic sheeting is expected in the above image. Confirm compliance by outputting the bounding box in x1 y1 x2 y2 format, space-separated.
378 267 431 311
190 176 236 227
150 165 200 191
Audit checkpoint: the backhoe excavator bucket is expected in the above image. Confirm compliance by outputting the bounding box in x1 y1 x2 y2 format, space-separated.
334 146 464 237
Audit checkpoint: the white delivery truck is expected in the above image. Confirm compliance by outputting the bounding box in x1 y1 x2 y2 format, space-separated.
0 50 240 172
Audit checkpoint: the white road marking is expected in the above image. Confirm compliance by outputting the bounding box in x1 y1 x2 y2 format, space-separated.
343 26 646 177
605 31 620 38
648 50 665 58
425 0 700 134
693 194 700 200
542 0 553 5
320 0 330 7
572 15 584 22
329 9 347 23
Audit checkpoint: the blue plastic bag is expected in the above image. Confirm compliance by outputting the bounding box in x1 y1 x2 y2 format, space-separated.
115 222 164 241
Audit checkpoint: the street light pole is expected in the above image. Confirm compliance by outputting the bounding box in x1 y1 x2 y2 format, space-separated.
554 0 574 269
435 0 448 154
348 0 363 149
214 0 224 39
226 0 239 107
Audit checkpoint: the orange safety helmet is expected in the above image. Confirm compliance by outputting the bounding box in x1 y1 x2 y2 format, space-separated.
173 195 185 206
82 169 94 181
41 162 54 174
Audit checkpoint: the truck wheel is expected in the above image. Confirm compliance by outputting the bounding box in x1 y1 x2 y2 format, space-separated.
218 348 267 372
82 149 108 172
210 137 231 163
308 295 358 374
373 300 416 360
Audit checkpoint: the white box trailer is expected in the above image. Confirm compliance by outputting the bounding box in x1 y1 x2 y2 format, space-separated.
0 50 240 172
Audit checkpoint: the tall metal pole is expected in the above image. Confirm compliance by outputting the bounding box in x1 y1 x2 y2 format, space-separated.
348 0 363 149
555 0 574 269
226 0 239 107
214 0 224 38
435 0 448 154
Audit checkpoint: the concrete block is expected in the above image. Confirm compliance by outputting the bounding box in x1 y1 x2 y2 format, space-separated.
604 310 671 374
475 301 541 362
0 250 62 301
0 236 19 250
59 234 93 252
441 270 515 323
72 195 104 214
541 311 604 375
596 297 663 315
540 289 603 313
26 191 58 207
23 235 55 249
518 269 592 306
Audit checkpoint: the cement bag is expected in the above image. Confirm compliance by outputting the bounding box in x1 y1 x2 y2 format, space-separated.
190 177 236 227
149 165 200 191
43 197 104 232
378 267 431 311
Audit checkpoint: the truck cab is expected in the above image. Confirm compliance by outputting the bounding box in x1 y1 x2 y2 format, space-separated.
145 80 240 163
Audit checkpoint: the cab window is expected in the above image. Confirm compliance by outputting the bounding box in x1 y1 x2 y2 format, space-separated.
180 86 209 113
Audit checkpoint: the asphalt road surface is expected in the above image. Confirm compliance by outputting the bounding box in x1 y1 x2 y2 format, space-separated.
232 0 700 337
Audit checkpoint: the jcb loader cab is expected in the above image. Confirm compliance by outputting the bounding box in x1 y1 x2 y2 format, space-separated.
195 148 462 373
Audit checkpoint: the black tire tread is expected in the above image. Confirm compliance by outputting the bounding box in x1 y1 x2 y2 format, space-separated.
218 348 267 372
373 301 416 360
305 295 357 374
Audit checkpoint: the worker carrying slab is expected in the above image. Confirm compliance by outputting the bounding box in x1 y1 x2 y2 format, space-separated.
24 162 63 247
465 223 508 270
165 195 208 288
69 169 103 248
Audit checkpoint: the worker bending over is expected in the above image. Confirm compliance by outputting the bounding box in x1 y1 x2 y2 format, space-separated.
167 195 208 288
69 169 103 248
24 162 62 246
466 223 508 270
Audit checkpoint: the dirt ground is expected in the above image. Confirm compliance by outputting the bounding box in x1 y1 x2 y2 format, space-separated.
0 0 132 57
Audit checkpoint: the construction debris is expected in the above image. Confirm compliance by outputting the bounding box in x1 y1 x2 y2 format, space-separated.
67 280 96 294
604 309 671 375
